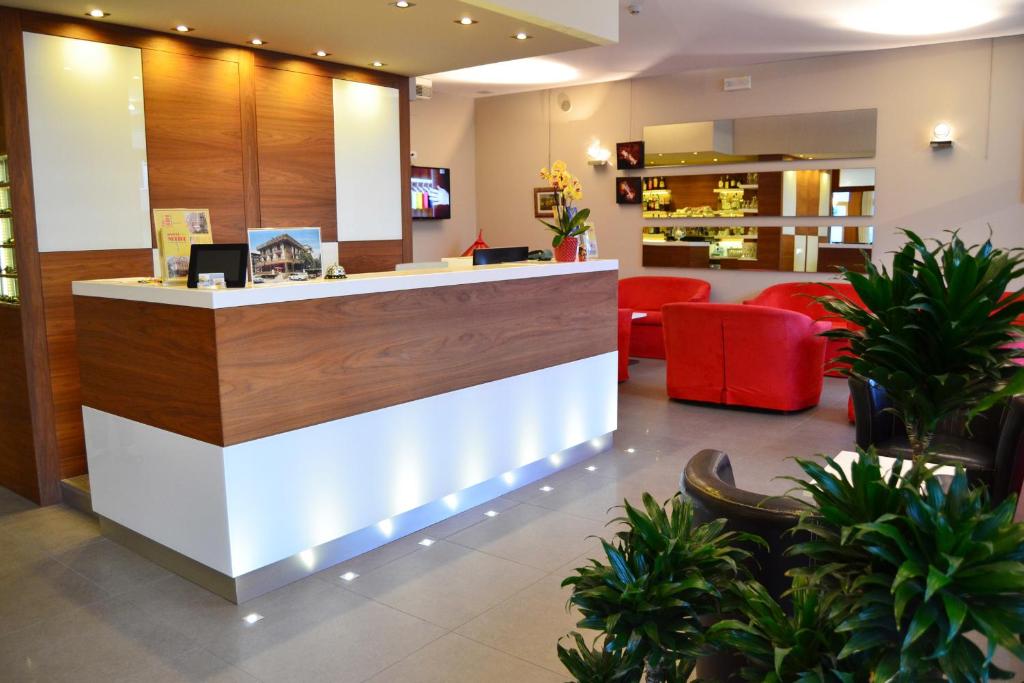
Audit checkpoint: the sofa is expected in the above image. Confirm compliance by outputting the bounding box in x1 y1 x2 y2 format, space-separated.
618 276 711 359
744 282 864 377
663 303 828 411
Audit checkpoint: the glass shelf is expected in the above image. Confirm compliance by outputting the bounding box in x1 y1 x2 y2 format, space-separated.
0 156 19 304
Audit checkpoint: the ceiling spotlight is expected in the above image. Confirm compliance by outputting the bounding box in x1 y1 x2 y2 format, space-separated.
370 61 386 67
249 38 266 46
174 25 193 32
314 50 330 57
393 0 415 6
513 32 531 40
456 16 478 25
86 9 108 18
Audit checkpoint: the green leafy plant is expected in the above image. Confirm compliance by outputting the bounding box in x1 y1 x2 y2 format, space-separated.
782 450 1024 682
561 493 762 683
821 229 1024 458
709 578 863 682
556 632 642 683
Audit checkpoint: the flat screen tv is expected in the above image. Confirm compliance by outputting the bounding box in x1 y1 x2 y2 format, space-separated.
411 166 451 220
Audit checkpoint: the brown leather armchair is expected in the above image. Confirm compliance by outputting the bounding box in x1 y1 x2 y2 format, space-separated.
849 377 1024 503
682 449 809 682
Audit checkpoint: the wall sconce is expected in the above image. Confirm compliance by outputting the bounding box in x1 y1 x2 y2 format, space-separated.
930 122 953 149
587 141 612 166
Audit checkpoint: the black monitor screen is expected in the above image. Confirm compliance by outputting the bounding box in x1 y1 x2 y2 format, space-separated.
187 244 249 288
411 166 451 220
472 246 529 266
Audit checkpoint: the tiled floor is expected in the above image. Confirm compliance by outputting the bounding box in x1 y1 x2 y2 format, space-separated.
1 360 1019 681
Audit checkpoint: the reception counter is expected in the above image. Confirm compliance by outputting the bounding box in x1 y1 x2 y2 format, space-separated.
72 260 619 602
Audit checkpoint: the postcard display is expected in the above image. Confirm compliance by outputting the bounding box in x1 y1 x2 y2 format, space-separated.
0 155 17 304
153 209 213 282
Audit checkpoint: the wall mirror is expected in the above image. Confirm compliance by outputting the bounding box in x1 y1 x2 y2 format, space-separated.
641 225 873 273
639 168 875 219
642 109 877 168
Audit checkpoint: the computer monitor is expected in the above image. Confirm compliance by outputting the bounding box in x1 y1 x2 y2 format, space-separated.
472 246 529 266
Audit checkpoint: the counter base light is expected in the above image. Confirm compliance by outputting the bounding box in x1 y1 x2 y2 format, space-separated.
96 431 612 603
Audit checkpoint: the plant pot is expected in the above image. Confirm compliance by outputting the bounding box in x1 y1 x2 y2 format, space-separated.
555 236 579 262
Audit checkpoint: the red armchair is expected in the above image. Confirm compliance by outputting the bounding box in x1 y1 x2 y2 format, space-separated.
619 276 711 359
663 303 829 411
618 308 633 382
744 282 864 377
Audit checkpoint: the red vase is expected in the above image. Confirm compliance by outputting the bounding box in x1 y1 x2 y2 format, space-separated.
555 236 579 262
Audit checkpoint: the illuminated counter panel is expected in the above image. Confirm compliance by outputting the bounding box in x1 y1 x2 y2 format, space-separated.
72 261 618 602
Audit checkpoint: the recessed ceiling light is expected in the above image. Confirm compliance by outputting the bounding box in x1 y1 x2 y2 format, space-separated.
339 571 359 581
86 9 108 18
837 0 999 36
242 613 263 625
314 50 330 57
370 61 386 67
174 25 193 32
418 538 435 547
249 38 266 46
393 0 415 7
513 32 532 40
484 510 499 517
456 16 478 25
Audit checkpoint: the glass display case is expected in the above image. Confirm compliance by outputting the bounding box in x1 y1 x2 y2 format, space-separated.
0 154 18 305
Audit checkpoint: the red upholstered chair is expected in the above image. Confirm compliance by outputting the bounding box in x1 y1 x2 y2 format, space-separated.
619 276 711 359
618 308 633 382
744 282 864 377
663 303 829 411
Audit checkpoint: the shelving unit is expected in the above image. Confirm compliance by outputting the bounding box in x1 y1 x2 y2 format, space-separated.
0 154 18 305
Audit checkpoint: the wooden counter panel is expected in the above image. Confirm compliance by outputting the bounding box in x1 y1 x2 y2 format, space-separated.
75 296 223 446
214 270 617 445
41 250 157 479
339 240 404 274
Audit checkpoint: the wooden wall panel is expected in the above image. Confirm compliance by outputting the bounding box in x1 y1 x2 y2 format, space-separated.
75 296 222 446
214 270 617 445
142 50 247 244
642 245 709 269
0 304 38 501
795 170 822 217
40 250 155 478
818 247 870 274
339 240 404 274
0 7 60 504
255 66 337 241
757 172 783 216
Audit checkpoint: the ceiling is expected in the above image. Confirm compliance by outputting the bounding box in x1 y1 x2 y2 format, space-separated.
7 0 616 76
428 0 1024 95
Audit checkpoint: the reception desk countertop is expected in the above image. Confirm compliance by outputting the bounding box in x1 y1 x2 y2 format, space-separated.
72 259 618 309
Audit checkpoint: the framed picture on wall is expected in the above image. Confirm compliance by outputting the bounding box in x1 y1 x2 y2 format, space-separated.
534 187 558 218
616 177 642 204
616 141 645 170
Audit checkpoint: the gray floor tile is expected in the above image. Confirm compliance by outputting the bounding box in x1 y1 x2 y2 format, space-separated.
448 502 607 572
0 557 111 636
366 632 564 683
0 504 101 554
343 539 545 629
0 596 199 682
53 537 172 596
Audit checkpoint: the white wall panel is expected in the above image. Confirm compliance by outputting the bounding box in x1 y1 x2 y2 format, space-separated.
23 33 151 252
333 79 402 242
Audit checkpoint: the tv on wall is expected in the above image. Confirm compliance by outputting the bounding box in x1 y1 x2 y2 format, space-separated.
411 166 451 220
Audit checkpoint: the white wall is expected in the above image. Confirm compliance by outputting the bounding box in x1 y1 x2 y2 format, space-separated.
474 37 1024 302
409 93 479 262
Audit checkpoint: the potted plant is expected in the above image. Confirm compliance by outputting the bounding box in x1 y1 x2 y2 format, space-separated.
538 161 591 262
822 230 1024 461
559 493 762 682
